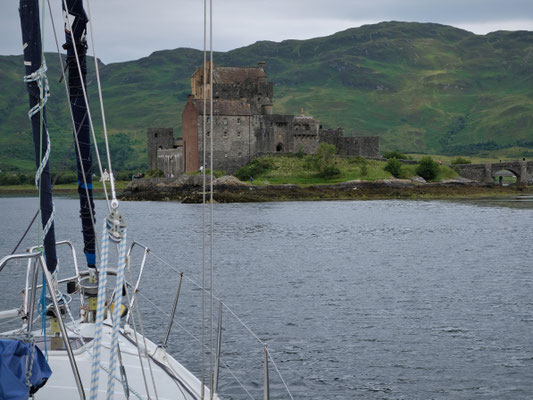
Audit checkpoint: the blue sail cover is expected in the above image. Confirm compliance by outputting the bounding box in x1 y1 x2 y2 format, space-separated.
19 0 57 273
0 339 52 399
63 0 96 269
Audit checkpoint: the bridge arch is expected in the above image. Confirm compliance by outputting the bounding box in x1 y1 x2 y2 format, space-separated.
491 164 521 185
455 161 531 186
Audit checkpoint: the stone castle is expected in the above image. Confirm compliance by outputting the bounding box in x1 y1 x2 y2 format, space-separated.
148 62 380 176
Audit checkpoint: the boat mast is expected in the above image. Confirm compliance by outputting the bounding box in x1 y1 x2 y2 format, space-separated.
63 0 97 271
19 0 57 273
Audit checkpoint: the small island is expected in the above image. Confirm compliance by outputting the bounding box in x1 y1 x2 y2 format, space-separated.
121 152 532 203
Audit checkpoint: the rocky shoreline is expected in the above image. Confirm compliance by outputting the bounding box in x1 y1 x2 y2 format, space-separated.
120 175 531 203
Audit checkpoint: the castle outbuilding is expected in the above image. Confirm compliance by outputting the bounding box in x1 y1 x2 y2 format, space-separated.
148 62 380 176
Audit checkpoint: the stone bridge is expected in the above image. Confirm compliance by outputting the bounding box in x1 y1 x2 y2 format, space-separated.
454 161 533 186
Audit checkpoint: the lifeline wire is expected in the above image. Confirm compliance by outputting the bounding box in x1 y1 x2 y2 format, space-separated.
46 0 100 260
201 0 208 398
86 0 118 209
209 0 215 397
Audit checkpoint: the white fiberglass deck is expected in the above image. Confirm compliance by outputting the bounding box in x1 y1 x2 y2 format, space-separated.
36 320 213 400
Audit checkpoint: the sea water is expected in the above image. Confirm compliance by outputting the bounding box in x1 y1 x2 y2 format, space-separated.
1 197 532 399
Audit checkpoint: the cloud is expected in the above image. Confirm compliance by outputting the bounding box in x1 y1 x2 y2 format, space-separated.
1 0 532 63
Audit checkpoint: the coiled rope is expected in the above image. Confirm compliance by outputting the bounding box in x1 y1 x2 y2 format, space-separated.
23 61 55 240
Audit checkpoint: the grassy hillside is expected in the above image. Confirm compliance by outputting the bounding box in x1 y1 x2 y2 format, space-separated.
1 21 532 172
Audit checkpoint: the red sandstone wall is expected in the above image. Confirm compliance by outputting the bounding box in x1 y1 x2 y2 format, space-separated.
181 98 199 172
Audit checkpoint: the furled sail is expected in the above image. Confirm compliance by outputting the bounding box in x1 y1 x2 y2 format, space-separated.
19 0 57 273
63 0 96 270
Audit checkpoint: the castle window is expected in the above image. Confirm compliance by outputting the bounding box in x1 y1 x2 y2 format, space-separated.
154 133 158 138
237 131 241 138
223 118 228 125
223 131 228 138
237 118 241 124
276 143 284 152
206 131 210 137
258 97 261 102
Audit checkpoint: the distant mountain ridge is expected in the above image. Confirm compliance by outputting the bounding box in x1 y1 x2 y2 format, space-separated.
1 21 532 172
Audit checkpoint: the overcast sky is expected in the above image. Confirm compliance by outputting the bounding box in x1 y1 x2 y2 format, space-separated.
2 0 532 64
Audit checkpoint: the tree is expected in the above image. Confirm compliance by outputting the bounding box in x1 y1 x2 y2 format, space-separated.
384 158 402 178
416 156 439 181
312 143 340 178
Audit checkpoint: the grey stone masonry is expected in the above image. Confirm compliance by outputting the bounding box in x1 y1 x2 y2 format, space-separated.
455 161 532 186
147 128 174 170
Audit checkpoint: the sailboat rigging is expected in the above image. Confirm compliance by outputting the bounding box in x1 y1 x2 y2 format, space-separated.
0 0 295 399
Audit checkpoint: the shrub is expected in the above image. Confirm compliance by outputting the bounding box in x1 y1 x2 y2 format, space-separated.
53 171 78 184
235 158 274 181
384 158 402 178
18 173 33 184
312 143 336 170
303 154 314 170
0 173 21 185
360 163 369 177
318 165 341 179
348 156 366 165
450 157 472 165
383 150 407 160
116 171 136 181
145 169 164 178
416 156 439 181
296 145 305 159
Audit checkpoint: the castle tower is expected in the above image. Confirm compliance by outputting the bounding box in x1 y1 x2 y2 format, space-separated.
147 128 174 170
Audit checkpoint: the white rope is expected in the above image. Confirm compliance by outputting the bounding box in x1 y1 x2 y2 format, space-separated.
23 60 55 241
106 227 128 399
89 219 110 400
57 290 145 400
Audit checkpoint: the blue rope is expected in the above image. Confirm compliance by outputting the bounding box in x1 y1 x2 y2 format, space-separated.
38 260 48 360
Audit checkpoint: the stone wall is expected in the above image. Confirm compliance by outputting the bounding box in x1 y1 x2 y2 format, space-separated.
255 115 292 154
293 133 320 154
156 148 183 178
318 130 380 158
455 161 532 185
198 115 255 173
213 81 274 114
147 128 174 170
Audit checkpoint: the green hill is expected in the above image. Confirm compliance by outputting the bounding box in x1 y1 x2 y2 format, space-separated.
1 21 533 172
